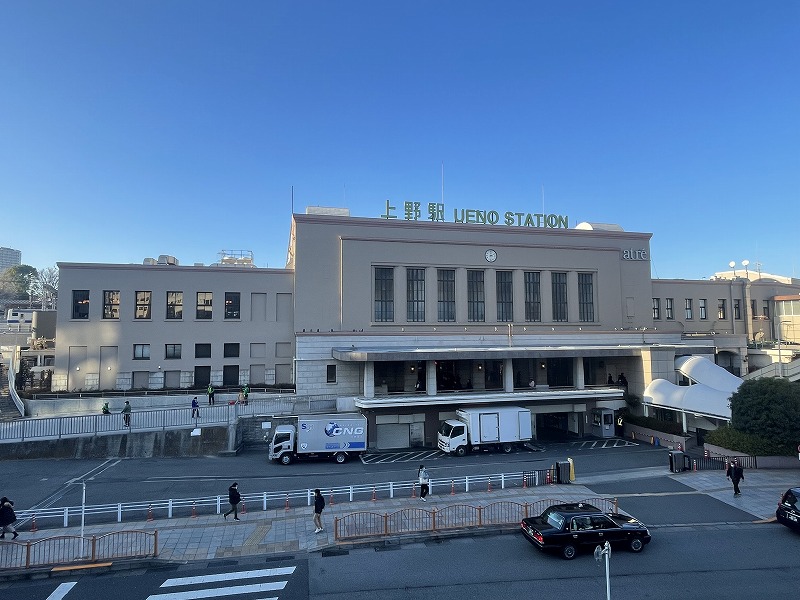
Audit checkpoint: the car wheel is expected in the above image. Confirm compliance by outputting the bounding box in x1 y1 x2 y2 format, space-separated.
502 443 513 453
455 446 467 457
334 452 347 464
629 537 644 552
280 454 292 466
561 544 577 560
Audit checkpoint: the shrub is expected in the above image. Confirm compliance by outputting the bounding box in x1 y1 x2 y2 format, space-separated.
622 412 684 436
705 426 795 456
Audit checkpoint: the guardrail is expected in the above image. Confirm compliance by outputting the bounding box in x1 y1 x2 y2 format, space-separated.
334 497 618 540
14 469 565 531
0 531 158 570
0 396 337 443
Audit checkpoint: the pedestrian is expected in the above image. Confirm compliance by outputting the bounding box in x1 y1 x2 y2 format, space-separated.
207 384 215 405
726 460 744 496
418 464 430 501
237 389 245 404
607 374 614 385
191 396 200 418
121 400 131 427
243 384 249 403
0 496 18 540
313 488 325 533
223 482 241 520
101 402 110 415
617 373 628 388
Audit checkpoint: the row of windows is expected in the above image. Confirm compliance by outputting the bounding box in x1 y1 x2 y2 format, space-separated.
374 268 595 324
72 291 241 321
652 298 770 321
132 342 243 360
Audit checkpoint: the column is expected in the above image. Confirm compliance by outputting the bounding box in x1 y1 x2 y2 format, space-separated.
364 362 375 398
426 360 437 396
503 358 514 392
573 357 585 390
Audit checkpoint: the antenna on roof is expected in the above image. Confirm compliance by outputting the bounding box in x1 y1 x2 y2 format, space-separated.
441 161 444 205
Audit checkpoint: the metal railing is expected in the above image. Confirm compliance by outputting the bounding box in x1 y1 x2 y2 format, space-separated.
0 395 337 443
0 530 158 570
691 453 758 470
14 469 565 531
334 497 618 540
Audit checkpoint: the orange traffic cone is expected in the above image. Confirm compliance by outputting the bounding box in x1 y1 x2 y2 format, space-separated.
411 484 417 499
240 501 247 514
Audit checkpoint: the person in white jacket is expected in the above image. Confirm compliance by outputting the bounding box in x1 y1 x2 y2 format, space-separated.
418 465 430 501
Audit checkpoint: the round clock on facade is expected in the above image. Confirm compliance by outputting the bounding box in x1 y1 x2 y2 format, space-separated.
485 249 497 262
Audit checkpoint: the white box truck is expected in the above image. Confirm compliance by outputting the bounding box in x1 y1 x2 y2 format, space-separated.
437 406 532 456
268 413 367 465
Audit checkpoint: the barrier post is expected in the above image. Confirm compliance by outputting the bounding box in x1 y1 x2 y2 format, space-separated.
329 491 335 506
372 487 377 501
285 495 290 511
191 501 197 518
487 477 492 492
523 474 527 489
411 483 417 498
147 504 154 522
240 500 247 514
30 515 38 532
451 480 455 495
693 460 697 472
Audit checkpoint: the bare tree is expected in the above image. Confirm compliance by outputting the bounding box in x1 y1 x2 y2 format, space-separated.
33 266 59 309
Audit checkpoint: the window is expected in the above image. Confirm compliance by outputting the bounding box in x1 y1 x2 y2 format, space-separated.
135 291 151 319
374 267 394 322
467 270 485 322
133 344 150 360
665 298 674 320
224 292 240 319
733 299 741 320
751 300 756 320
103 290 120 319
195 343 211 358
652 298 661 320
406 268 425 322
496 271 513 322
578 273 594 322
699 299 708 320
196 292 213 320
224 343 240 358
437 269 456 322
718 299 726 320
166 291 183 320
165 344 181 359
72 290 89 319
552 272 568 322
685 298 693 320
763 301 770 319
524 271 541 322
326 364 337 383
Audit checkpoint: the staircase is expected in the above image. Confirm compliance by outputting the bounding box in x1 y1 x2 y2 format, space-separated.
0 364 23 420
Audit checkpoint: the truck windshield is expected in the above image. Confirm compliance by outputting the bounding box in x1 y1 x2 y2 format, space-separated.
438 422 453 437
273 432 291 445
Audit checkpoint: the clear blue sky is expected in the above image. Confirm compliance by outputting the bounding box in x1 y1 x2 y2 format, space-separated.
1 1 798 280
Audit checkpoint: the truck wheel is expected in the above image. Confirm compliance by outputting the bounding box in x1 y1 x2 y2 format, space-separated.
334 452 347 464
561 544 577 560
629 537 644 553
455 446 467 457
501 443 513 453
280 454 293 465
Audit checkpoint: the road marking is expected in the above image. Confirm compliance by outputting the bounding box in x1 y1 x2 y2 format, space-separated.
46 582 77 600
161 567 296 587
147 582 286 600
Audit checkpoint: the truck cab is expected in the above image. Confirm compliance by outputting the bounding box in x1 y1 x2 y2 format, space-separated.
438 420 468 456
268 425 296 465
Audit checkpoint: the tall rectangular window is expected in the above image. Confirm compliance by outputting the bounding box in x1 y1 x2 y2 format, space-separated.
224 343 240 358
733 299 741 320
763 301 770 319
496 271 513 322
135 291 151 319
685 298 693 320
652 298 661 320
750 300 756 320
72 290 89 320
406 268 426 322
374 267 394 322
195 343 211 358
718 299 727 320
552 272 568 322
165 344 181 359
133 344 150 360
578 273 594 322
196 292 213 320
166 291 183 320
224 292 241 319
103 290 120 320
437 269 456 322
699 299 708 320
326 365 337 383
467 270 485 322
665 298 674 320
524 271 541 322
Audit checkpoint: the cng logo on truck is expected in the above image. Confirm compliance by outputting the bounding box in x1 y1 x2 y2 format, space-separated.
325 421 365 437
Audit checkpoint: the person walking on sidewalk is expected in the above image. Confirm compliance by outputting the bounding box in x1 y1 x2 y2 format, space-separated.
0 496 18 540
313 488 325 533
418 464 430 501
191 397 200 419
726 460 744 496
121 401 131 428
207 384 215 406
224 482 241 520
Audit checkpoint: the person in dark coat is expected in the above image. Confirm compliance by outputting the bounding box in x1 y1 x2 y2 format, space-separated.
0 496 18 540
313 488 325 533
726 460 744 496
191 397 200 418
223 482 241 520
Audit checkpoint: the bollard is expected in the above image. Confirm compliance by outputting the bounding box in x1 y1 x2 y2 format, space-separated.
487 477 492 492
523 474 527 489
329 492 334 506
147 504 154 522
240 501 247 514
191 502 197 518
704 449 709 458
411 483 417 499
30 514 38 532
372 487 377 502
693 459 697 472
451 480 455 495
285 495 290 511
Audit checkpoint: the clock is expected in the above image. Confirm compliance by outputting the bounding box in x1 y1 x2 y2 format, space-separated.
485 249 497 262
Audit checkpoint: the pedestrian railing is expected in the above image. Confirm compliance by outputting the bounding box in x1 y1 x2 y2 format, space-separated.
334 497 618 540
690 453 758 471
0 530 158 570
14 469 566 531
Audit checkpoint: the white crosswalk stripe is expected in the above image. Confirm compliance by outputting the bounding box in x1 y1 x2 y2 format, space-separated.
160 567 296 588
147 566 296 600
147 583 284 600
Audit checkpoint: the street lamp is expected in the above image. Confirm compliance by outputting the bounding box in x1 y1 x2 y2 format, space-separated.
595 541 612 600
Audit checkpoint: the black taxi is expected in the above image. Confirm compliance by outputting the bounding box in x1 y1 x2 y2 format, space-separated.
520 502 652 560
776 487 800 532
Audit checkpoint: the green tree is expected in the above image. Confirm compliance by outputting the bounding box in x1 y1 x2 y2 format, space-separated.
0 264 38 300
730 378 800 448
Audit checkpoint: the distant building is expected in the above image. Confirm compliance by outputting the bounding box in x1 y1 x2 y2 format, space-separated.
0 246 22 273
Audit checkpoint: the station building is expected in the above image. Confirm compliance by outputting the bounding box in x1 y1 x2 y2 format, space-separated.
52 207 800 449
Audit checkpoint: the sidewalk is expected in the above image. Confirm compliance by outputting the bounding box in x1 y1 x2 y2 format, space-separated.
2 467 797 576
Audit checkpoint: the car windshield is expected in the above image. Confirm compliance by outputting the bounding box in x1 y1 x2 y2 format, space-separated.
782 490 799 507
439 422 453 437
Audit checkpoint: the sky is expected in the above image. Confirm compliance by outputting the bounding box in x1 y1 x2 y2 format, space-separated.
1 1 798 280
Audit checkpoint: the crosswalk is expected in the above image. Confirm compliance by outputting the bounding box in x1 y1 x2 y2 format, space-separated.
570 438 639 450
361 449 443 464
146 566 296 600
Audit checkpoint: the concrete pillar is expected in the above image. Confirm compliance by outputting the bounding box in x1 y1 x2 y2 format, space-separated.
364 362 375 398
574 358 585 390
503 358 514 392
681 411 688 435
426 360 437 395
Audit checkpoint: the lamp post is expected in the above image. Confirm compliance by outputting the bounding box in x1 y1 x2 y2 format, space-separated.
595 541 612 600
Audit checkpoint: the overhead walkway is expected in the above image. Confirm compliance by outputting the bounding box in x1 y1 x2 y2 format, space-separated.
744 356 800 382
